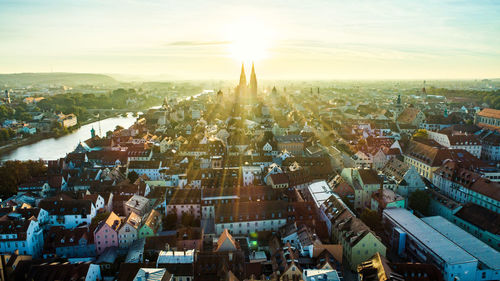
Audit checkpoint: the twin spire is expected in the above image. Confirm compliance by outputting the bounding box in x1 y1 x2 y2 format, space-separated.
238 62 258 96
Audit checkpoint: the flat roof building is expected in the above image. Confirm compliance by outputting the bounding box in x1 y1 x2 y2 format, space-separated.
422 216 500 280
383 208 478 281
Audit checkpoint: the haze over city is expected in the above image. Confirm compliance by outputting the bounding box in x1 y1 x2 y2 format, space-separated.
1 0 500 79
0 1 499 281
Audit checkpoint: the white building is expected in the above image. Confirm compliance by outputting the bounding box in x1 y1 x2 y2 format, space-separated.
39 198 97 229
157 249 195 266
0 218 44 258
383 208 478 281
428 131 482 158
214 201 288 236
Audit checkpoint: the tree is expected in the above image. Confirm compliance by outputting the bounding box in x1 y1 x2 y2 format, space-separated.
413 129 428 139
127 171 139 183
163 213 177 230
181 212 196 227
90 212 110 229
409 190 430 216
0 160 47 198
360 208 381 230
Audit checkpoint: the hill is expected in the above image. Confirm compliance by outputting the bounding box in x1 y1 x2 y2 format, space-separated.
0 73 118 87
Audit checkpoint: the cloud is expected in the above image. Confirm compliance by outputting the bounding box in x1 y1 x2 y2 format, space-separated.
166 40 230 46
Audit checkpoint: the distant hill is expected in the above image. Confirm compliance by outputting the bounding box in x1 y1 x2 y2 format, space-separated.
0 73 118 87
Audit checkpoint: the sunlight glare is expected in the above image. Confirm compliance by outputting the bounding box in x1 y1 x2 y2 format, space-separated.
226 17 274 65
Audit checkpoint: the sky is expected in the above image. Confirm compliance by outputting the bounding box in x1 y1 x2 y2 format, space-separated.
1 0 500 80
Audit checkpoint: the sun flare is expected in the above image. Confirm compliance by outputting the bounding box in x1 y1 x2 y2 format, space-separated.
226 17 274 65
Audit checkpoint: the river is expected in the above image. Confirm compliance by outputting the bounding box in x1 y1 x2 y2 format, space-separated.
0 115 137 161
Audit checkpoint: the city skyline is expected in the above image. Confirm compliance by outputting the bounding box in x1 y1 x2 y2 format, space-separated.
1 0 500 79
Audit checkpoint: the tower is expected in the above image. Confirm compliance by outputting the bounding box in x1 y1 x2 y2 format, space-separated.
394 94 404 120
217 89 223 103
237 63 247 95
4 90 10 104
249 62 257 96
422 80 427 99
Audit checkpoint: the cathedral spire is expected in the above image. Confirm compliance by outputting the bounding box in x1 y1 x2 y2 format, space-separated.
249 62 257 96
239 62 247 87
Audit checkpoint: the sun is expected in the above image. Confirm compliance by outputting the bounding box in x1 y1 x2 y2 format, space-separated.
226 17 274 65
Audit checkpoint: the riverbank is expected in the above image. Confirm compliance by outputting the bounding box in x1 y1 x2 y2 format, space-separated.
0 111 134 158
1 115 138 161
0 133 54 157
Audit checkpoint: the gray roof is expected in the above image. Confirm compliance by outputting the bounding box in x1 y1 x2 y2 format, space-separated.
422 216 500 270
383 208 477 266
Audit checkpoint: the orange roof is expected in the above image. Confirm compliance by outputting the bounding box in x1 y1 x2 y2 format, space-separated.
478 108 500 119
104 212 122 231
312 243 343 264
215 229 237 252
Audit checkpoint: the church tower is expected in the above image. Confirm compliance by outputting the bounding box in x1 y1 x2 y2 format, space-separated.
249 62 257 96
237 63 247 95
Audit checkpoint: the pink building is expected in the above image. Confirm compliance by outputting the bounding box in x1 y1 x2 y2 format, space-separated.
94 212 122 255
165 189 201 220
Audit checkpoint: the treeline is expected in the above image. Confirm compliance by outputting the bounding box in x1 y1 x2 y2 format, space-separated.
0 160 47 198
427 87 500 109
36 88 162 121
0 103 33 123
0 128 16 142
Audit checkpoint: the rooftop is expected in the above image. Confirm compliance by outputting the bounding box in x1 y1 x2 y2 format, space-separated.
383 208 477 266
422 216 500 270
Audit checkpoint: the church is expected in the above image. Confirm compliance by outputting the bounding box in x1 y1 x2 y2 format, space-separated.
235 62 258 97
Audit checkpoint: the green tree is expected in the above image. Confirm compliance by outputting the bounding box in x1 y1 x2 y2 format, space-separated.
127 171 139 183
181 212 195 227
360 208 381 230
409 190 430 216
413 129 428 139
163 213 178 230
90 212 110 229
0 160 47 198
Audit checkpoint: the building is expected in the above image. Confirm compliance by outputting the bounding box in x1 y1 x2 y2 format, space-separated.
341 168 385 210
165 189 201 220
275 135 304 155
214 201 288 236
422 216 500 281
358 252 444 281
480 131 500 161
124 195 151 217
118 212 142 249
127 161 162 181
370 189 405 213
381 157 426 198
20 262 102 281
403 140 478 180
45 226 96 258
0 217 44 258
332 214 386 270
268 173 289 189
138 210 162 238
432 161 500 214
132 268 172 281
428 131 482 158
383 208 478 281
38 197 96 229
235 62 258 97
475 108 500 132
396 107 426 127
94 212 122 254
57 113 78 128
453 204 500 251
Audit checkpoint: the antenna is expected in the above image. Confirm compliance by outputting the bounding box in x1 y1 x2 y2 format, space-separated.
98 113 102 137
